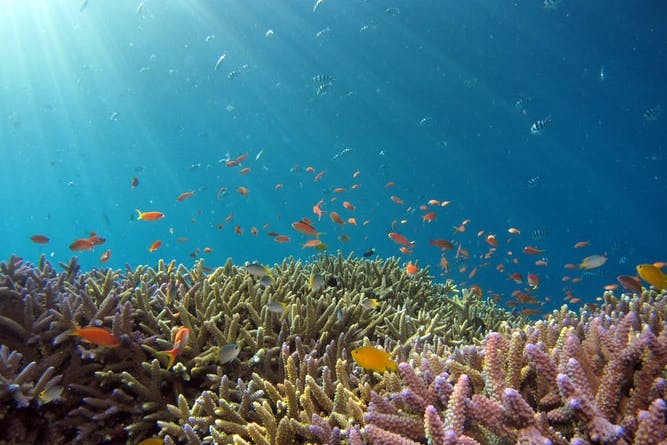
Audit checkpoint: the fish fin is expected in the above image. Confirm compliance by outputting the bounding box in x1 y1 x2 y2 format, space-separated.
67 321 81 337
157 348 178 369
387 360 398 372
135 209 143 220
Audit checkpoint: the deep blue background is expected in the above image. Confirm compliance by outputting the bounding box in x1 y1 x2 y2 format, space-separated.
1 0 665 314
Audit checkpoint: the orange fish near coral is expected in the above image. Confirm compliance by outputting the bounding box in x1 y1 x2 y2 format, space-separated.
136 209 165 221
292 218 319 236
69 322 120 347
30 234 50 244
161 326 190 369
99 249 112 263
405 262 419 275
148 240 162 252
69 238 95 251
351 345 398 372
388 232 412 246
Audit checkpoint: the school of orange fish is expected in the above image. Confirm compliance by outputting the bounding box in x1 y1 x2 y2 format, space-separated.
28 150 666 318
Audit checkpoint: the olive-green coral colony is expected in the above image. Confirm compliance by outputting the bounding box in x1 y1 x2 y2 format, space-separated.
0 254 665 444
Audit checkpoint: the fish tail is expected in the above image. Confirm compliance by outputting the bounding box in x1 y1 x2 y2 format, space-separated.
135 209 143 220
67 321 81 337
388 360 399 372
158 348 178 369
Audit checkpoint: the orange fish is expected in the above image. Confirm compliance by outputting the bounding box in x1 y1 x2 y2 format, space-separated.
250 226 258 236
314 170 326 181
385 181 395 188
527 273 540 289
69 322 120 347
161 327 190 369
176 190 195 201
239 167 251 174
388 232 412 246
430 239 454 250
342 201 355 211
30 234 50 244
329 211 345 225
333 187 346 193
347 217 357 225
148 240 162 252
522 246 544 255
131 176 139 188
573 240 590 248
136 209 165 221
99 249 112 263
69 238 95 251
422 211 437 222
390 195 404 204
274 183 283 191
302 239 323 248
203 247 213 253
234 225 243 235
507 227 521 235
616 275 642 294
236 186 249 196
486 234 498 247
274 235 291 243
405 262 419 275
312 200 326 220
292 218 319 236
88 232 106 246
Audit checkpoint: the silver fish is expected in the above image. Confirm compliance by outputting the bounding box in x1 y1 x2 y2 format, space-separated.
219 343 240 364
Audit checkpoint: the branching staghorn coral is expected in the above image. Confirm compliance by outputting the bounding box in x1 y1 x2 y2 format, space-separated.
1 253 517 444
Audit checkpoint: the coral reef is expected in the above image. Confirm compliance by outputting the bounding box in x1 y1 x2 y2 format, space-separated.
363 292 667 445
0 253 518 444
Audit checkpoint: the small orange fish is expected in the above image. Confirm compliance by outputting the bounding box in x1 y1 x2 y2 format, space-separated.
390 195 404 204
333 187 346 193
388 232 412 246
342 201 355 211
353 170 360 178
176 190 195 201
292 218 319 236
239 167 251 174
161 327 190 369
507 227 521 235
314 170 326 181
302 239 323 248
351 345 398 372
274 235 291 243
573 240 590 248
30 234 50 244
422 211 437 222
329 211 345 225
148 240 162 252
312 200 326 220
99 249 112 263
385 181 395 188
236 186 249 196
522 246 544 255
69 238 95 251
136 209 165 221
234 225 243 235
203 247 213 253
274 183 283 191
131 177 139 188
347 217 357 225
527 273 540 289
405 262 419 275
486 234 498 247
430 239 454 250
69 322 120 347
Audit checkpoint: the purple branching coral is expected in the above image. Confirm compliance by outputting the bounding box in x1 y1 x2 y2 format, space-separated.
362 296 667 445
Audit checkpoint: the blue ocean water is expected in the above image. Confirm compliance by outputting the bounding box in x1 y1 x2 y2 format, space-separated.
1 0 664 314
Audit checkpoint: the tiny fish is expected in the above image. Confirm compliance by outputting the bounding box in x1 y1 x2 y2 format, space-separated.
579 254 607 270
351 345 398 372
530 117 552 135
244 263 272 278
214 54 226 71
219 343 240 364
30 234 50 244
363 248 376 257
309 272 325 291
161 327 190 369
267 301 286 314
136 209 165 221
361 298 380 310
39 385 64 404
69 323 120 347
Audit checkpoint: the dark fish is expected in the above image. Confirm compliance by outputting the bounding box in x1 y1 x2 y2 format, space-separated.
643 105 662 121
313 74 334 83
527 176 542 188
530 117 551 135
326 276 340 287
529 229 548 241
363 248 376 257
